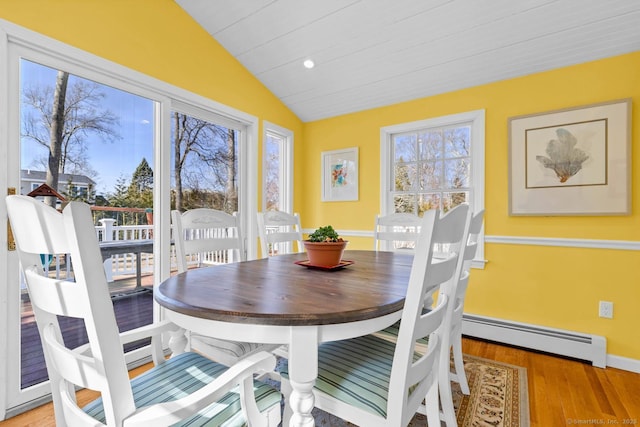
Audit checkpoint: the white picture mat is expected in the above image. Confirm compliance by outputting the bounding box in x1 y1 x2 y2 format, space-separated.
509 99 631 216
321 147 359 202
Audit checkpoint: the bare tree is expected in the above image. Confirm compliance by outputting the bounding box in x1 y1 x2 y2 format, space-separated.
264 138 280 211
46 71 68 207
22 71 120 206
224 128 238 212
172 112 237 212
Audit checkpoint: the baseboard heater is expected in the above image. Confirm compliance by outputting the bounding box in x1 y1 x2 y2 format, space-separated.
462 314 607 368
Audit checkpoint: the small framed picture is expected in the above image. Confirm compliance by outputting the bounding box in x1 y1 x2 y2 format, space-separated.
321 147 359 202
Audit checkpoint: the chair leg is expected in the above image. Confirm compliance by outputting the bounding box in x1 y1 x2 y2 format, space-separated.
266 403 282 427
439 348 457 427
281 378 293 426
424 378 440 427
451 332 470 395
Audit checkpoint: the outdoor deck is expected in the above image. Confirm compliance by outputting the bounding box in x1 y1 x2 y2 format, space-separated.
20 273 155 389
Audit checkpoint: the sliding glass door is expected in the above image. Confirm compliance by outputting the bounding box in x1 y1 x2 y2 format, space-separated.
0 21 257 416
17 59 156 390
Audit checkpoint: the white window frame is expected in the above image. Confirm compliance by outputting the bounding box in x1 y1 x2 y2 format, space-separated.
262 121 294 214
171 100 253 260
0 18 259 415
380 109 485 267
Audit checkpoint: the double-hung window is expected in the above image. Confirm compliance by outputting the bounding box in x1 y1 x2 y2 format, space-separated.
380 109 485 264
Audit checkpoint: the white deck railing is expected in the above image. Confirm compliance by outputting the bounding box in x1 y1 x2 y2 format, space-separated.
39 221 236 286
96 221 234 280
22 222 155 290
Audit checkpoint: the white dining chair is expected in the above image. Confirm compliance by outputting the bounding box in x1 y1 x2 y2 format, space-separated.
172 208 245 271
448 209 484 395
256 210 303 258
172 208 280 366
373 212 422 252
280 204 470 427
372 206 479 426
7 195 281 427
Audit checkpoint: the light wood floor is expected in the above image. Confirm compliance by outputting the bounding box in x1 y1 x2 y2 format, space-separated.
463 338 640 426
2 337 639 426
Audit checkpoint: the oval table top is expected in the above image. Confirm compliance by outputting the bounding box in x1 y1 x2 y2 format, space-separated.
155 250 413 326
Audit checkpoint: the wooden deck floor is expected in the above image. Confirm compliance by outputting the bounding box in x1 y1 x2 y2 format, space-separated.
20 273 155 388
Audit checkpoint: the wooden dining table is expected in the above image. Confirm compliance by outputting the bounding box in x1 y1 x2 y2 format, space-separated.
155 250 413 427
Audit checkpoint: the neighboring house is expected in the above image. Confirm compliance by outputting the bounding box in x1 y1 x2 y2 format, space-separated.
20 169 95 199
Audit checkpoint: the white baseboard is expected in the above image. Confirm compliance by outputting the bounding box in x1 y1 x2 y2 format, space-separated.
607 354 640 373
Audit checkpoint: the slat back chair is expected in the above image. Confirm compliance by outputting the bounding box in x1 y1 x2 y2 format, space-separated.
373 212 422 252
256 211 303 258
7 195 281 426
448 209 484 395
172 208 245 273
281 204 470 427
172 208 279 366
372 205 475 426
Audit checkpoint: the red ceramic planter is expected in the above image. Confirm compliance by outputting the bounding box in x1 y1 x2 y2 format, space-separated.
302 240 348 267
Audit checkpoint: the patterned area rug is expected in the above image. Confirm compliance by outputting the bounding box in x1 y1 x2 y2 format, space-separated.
276 354 530 426
448 355 529 427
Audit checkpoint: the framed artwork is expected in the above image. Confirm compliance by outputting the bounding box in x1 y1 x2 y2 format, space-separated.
322 147 359 201
508 99 631 216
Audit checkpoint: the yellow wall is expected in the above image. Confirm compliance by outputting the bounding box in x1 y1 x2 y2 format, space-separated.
302 51 640 360
0 0 304 211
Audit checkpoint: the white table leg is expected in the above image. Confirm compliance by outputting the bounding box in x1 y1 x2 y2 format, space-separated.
288 326 318 427
167 327 188 355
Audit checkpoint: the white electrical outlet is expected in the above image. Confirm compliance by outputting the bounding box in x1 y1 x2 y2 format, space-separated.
599 301 613 319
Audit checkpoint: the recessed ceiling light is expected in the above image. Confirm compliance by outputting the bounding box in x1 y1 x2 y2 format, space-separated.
303 59 315 69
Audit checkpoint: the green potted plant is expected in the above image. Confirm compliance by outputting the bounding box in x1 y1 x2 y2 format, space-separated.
303 225 348 267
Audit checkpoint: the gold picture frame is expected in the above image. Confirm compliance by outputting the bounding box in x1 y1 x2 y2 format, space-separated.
508 99 631 216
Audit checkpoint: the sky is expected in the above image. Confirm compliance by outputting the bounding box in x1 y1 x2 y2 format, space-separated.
20 59 154 195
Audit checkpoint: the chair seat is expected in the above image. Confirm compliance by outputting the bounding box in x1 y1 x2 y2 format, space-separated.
192 335 277 365
280 334 408 419
373 320 430 355
84 352 281 426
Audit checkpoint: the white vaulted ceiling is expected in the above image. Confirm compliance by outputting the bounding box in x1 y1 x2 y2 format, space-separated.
176 0 640 122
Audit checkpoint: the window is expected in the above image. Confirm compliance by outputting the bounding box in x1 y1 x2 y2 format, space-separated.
262 121 293 213
170 109 243 215
381 110 485 264
391 124 471 214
